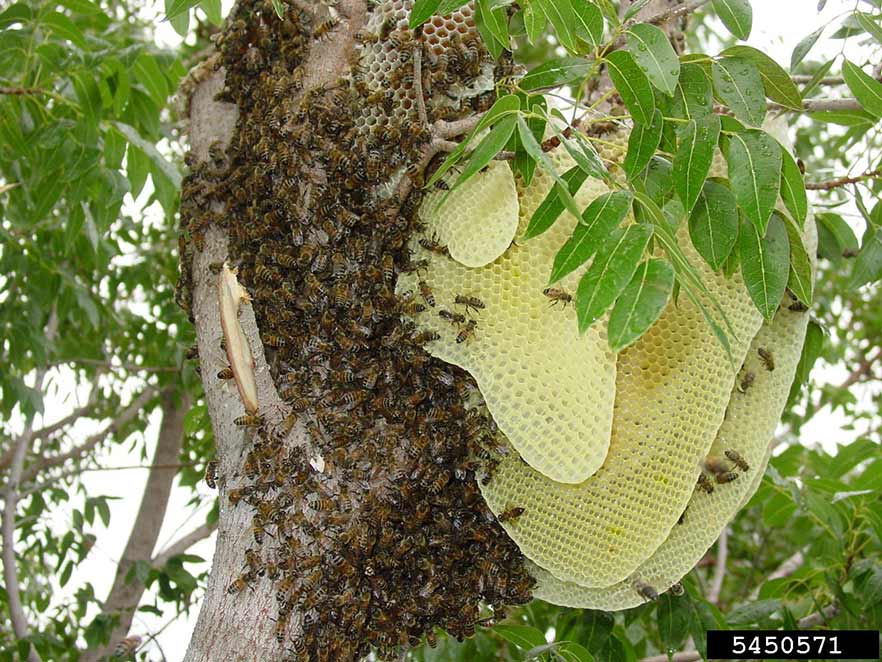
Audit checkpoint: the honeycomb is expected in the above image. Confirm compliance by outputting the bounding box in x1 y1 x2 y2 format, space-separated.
529 264 815 607
353 0 494 139
421 162 519 267
398 148 619 485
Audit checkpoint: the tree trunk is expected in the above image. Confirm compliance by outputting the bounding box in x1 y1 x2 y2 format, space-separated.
178 1 533 660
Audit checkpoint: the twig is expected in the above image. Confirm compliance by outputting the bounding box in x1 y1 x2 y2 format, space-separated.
770 98 865 113
805 167 882 191
839 347 881 389
152 522 218 569
17 462 199 499
1 311 56 662
51 357 180 374
792 74 882 85
642 0 714 27
20 387 159 483
0 86 45 96
708 527 728 604
413 46 428 127
749 550 805 599
434 115 481 140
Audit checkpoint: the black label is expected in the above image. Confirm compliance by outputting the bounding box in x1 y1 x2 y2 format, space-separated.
706 630 880 659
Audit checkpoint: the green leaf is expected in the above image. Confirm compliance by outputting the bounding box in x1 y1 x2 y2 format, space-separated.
164 0 197 21
658 593 694 650
573 1 604 47
576 224 653 333
42 10 87 49
270 0 285 18
606 50 655 125
842 58 882 117
410 0 441 28
521 57 593 90
713 57 766 126
200 0 223 24
724 129 782 235
688 179 739 270
626 23 680 96
427 94 520 187
816 212 859 260
72 72 102 128
673 115 720 213
801 59 835 97
549 191 634 283
791 26 824 70
561 134 608 181
641 156 673 205
782 214 814 305
115 122 182 189
608 258 674 351
850 225 882 288
671 62 713 120
727 599 782 626
134 54 170 108
534 0 578 53
494 624 547 649
452 116 517 190
740 212 790 320
779 148 807 227
523 2 547 44
787 320 824 405
517 115 582 220
809 109 879 126
523 166 589 239
476 0 509 52
557 641 595 662
712 0 752 40
721 45 803 110
623 109 664 180
855 11 882 44
512 95 546 185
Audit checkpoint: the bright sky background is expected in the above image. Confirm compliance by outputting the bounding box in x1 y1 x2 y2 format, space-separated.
21 1 879 659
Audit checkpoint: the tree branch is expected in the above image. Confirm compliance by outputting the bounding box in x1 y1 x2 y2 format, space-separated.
152 522 218 569
840 347 882 389
805 167 882 191
707 527 728 604
641 0 713 27
50 357 180 374
770 98 865 113
20 387 158 483
81 391 191 662
0 86 45 96
2 311 57 662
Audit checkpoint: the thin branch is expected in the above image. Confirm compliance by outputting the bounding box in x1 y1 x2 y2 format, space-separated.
51 357 180 374
642 0 714 27
151 523 218 569
839 346 882 389
792 74 882 85
0 86 45 96
707 527 728 604
413 46 428 128
770 98 865 113
31 375 102 441
750 550 805 599
2 311 57 662
806 167 882 191
17 462 199 499
20 387 159 483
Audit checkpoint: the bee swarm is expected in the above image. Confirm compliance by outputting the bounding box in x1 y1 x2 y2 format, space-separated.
178 1 533 660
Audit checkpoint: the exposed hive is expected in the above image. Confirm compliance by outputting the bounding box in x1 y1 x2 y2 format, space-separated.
398 148 618 485
530 277 815 607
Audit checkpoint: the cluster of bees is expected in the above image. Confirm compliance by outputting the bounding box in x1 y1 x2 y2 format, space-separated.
177 1 533 659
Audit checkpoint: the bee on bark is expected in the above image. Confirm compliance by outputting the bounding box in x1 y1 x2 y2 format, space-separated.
205 460 218 489
543 287 573 307
228 487 247 507
758 347 775 371
725 449 750 472
234 413 263 427
454 294 485 314
227 571 254 594
217 367 234 380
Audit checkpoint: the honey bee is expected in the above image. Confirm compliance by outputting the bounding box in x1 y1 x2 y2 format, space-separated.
543 287 573 307
414 330 440 344
208 261 224 274
234 414 263 427
725 449 750 472
497 506 525 523
456 319 478 344
439 309 466 325
263 334 285 348
738 370 755 393
205 460 218 489
418 280 435 307
401 299 426 315
227 571 253 594
757 347 775 371
313 17 339 39
633 579 658 602
355 29 379 44
697 472 715 494
788 299 809 312
454 294 485 314
715 471 739 484
381 254 394 281
274 612 290 642
418 236 450 257
244 549 264 575
185 343 199 360
228 488 247 506
670 582 685 596
217 367 234 380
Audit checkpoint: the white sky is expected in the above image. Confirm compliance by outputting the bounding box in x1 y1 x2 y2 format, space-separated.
16 1 881 659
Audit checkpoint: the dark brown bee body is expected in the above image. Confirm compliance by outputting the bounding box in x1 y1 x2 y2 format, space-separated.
205 460 218 489
454 294 485 314
725 449 750 472
217 367 234 380
697 472 715 494
456 319 478 344
715 471 739 484
543 287 573 307
758 347 775 371
738 371 755 393
439 309 466 325
497 506 525 523
633 579 658 602
418 279 435 307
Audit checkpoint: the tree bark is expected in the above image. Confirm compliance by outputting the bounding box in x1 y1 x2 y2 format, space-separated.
82 390 191 662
